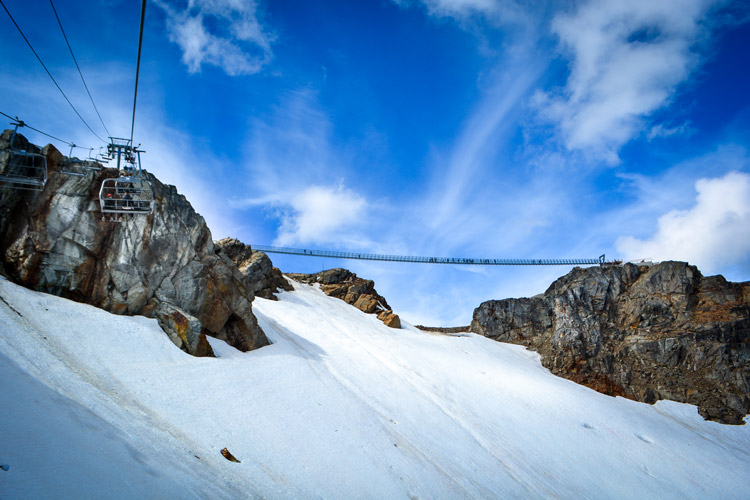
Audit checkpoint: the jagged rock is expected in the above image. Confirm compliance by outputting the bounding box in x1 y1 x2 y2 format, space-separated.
214 238 293 300
155 304 214 357
415 325 470 335
470 261 750 424
288 268 401 328
0 132 268 354
378 310 401 329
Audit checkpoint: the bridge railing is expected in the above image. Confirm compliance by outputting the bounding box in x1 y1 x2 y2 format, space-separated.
251 245 604 266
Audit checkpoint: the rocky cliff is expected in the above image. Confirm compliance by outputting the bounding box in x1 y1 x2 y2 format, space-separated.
288 268 401 328
471 261 750 424
0 131 267 355
214 238 293 300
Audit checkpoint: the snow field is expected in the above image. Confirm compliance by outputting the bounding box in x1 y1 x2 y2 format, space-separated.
0 276 748 499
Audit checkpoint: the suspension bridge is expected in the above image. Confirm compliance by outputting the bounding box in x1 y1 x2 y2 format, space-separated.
251 245 607 266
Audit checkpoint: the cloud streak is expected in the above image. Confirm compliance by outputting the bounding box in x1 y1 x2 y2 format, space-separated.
395 0 533 28
155 0 273 75
233 88 378 249
535 0 716 163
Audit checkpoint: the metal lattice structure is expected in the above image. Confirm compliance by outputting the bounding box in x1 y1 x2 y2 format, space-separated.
252 245 606 266
98 137 153 216
0 120 47 190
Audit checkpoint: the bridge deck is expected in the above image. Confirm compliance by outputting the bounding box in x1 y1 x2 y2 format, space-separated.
251 245 605 266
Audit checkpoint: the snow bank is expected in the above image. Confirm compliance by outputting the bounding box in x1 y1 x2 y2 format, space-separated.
0 277 748 499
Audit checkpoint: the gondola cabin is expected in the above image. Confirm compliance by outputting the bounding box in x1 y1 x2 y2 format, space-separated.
0 148 48 189
61 158 103 177
60 144 103 177
0 121 48 190
99 175 154 214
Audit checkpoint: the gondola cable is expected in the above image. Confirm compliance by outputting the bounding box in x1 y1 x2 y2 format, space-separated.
0 110 75 147
130 0 146 146
0 0 106 144
98 0 154 218
49 0 111 139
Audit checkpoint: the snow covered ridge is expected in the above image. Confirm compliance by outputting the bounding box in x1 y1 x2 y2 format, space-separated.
1 276 749 499
471 261 750 424
286 267 402 328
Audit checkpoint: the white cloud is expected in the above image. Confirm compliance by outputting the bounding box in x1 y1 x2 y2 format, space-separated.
616 171 750 275
395 0 531 27
274 184 368 247
647 121 694 140
155 0 273 75
412 0 501 18
229 88 385 249
241 89 338 196
535 0 715 163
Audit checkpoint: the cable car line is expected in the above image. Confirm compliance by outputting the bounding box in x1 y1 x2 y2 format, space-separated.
1 110 76 147
49 0 111 139
130 0 147 146
98 0 154 219
0 0 106 144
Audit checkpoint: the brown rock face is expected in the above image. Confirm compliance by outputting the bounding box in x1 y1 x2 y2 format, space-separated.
378 310 402 329
214 238 293 300
288 268 401 328
0 133 268 354
470 261 750 424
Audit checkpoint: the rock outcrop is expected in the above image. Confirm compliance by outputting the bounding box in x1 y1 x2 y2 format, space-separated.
288 268 401 328
415 325 471 335
470 261 750 424
214 238 293 300
0 132 267 355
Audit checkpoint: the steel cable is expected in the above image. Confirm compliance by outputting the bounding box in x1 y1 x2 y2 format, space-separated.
49 0 111 139
0 110 76 147
130 0 147 146
0 0 106 144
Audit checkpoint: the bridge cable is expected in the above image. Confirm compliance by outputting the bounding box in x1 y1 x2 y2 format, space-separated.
0 0 106 144
49 0 111 139
252 245 606 266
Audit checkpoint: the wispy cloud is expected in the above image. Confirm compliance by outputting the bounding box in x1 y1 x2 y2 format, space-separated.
154 0 274 75
405 52 554 259
233 88 378 248
240 88 338 199
274 183 368 247
394 0 533 28
534 0 716 163
646 121 694 140
616 170 750 275
404 0 508 19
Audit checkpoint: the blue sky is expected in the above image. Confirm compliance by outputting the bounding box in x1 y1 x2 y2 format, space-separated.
1 0 749 325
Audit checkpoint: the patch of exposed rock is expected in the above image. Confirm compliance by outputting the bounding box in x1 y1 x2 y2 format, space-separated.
470 261 750 424
0 132 267 355
214 238 293 300
415 325 471 335
288 268 401 329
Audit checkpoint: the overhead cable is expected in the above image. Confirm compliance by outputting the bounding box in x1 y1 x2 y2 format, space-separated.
1 109 77 147
49 0 111 139
130 0 147 146
0 0 106 144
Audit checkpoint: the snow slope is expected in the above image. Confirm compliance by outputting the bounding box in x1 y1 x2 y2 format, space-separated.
0 276 748 499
